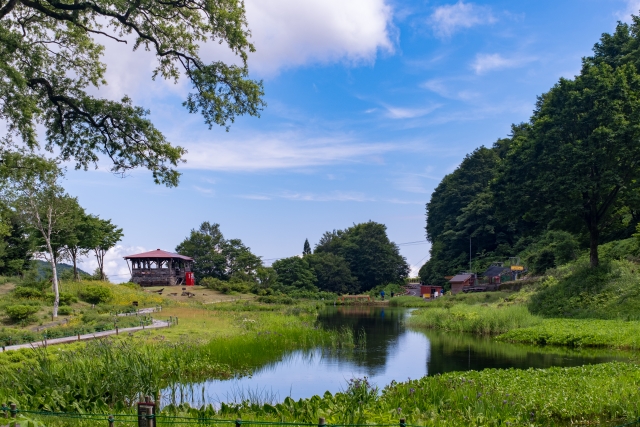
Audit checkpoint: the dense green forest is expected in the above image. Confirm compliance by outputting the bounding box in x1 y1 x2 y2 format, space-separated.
420 18 640 286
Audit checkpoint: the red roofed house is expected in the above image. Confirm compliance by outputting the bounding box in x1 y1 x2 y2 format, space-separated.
124 249 194 287
449 273 475 295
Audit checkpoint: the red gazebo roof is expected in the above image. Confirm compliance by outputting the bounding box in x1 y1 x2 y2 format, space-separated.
123 249 193 261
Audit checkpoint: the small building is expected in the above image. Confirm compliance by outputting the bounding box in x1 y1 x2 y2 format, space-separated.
482 265 512 286
420 285 444 299
124 249 194 287
449 273 475 295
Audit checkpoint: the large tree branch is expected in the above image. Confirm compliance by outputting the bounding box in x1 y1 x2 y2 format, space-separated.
0 0 18 19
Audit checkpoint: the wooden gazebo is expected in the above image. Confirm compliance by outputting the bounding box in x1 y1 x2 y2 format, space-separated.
124 249 194 287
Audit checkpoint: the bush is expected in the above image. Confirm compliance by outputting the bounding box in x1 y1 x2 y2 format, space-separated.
5 305 39 322
257 295 294 304
79 285 113 304
200 277 250 294
57 306 72 315
200 277 226 290
45 292 78 305
13 287 44 299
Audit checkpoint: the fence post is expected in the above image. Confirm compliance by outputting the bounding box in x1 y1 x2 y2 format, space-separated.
319 417 326 427
10 403 17 426
400 418 406 427
108 415 114 427
2 403 6 419
236 418 242 427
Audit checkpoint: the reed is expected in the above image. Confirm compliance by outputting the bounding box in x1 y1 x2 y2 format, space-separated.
406 304 542 335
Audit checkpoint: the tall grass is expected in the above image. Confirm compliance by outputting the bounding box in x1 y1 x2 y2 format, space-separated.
407 304 542 335
0 311 356 412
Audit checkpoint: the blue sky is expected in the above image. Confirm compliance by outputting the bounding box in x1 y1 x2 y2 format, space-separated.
63 0 640 281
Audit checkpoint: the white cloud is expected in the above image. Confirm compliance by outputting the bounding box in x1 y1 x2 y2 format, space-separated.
471 53 536 74
193 185 214 195
77 245 146 283
421 78 479 100
244 0 395 76
618 1 640 21
182 132 408 171
429 1 496 38
238 191 423 204
382 104 440 119
95 0 395 98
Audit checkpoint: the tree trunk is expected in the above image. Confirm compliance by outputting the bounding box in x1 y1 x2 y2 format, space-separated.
71 249 78 281
589 227 599 268
46 242 60 318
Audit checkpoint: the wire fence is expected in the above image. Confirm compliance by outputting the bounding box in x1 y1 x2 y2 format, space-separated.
0 404 423 427
1 404 639 427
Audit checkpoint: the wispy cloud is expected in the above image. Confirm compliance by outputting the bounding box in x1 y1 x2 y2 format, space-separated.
421 78 479 101
471 53 536 74
618 0 640 21
182 132 413 172
429 1 496 38
193 186 214 195
238 191 424 204
382 103 441 119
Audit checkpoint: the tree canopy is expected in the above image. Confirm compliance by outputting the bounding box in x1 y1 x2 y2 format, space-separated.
176 221 261 283
0 0 264 186
315 221 409 291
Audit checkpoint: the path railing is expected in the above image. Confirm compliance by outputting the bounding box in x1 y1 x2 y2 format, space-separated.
2 402 639 427
0 403 425 427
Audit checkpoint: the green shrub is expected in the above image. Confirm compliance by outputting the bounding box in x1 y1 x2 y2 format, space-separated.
45 292 78 305
5 305 39 322
79 285 113 304
119 282 140 290
57 306 72 315
200 277 226 290
200 277 250 294
257 295 294 304
12 287 44 299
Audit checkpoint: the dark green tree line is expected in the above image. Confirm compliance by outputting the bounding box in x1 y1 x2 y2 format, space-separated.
420 14 640 282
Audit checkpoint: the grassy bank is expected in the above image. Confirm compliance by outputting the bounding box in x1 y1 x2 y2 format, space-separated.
0 304 358 412
406 304 541 335
498 318 640 349
12 362 640 426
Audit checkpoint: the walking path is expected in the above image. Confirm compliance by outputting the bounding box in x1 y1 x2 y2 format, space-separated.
2 308 169 352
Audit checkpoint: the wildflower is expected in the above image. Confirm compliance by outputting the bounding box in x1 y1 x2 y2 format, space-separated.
397 408 402 414
409 388 415 395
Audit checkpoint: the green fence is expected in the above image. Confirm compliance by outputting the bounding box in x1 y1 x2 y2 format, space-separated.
1 404 638 427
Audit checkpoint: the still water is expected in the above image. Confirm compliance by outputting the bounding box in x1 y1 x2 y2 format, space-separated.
172 307 631 405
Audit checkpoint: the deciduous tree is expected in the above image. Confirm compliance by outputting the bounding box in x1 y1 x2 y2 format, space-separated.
0 0 265 186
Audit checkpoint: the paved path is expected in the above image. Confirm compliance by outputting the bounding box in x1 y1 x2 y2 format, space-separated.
3 308 169 352
405 284 421 297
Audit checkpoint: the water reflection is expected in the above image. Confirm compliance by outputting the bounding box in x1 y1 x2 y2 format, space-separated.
169 306 635 406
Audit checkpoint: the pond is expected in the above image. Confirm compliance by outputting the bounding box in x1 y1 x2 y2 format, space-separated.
168 306 633 406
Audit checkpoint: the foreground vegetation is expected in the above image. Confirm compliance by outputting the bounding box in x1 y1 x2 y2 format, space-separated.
7 362 640 426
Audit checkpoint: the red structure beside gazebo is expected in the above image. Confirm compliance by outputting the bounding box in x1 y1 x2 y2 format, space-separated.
124 249 194 287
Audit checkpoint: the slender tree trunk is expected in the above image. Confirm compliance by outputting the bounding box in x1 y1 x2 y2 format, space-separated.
71 249 78 281
45 241 60 318
95 248 106 281
589 226 599 268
